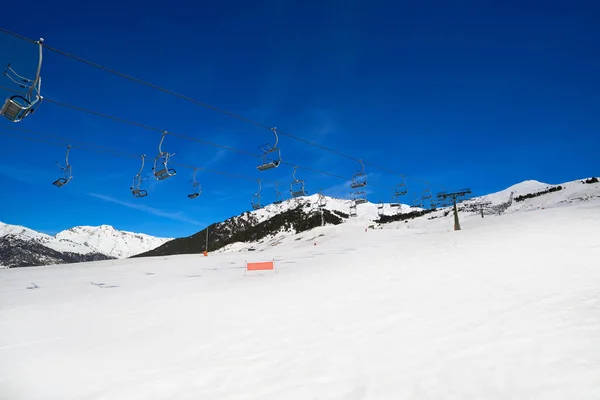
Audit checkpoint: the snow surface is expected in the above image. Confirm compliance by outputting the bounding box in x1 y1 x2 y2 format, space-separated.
1 196 599 399
0 223 171 259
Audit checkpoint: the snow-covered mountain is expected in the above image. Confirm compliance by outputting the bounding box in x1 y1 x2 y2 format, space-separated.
54 225 172 259
3 176 598 268
137 177 600 257
0 223 171 268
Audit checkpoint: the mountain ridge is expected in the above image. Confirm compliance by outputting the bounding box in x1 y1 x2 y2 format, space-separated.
135 177 600 258
0 223 171 268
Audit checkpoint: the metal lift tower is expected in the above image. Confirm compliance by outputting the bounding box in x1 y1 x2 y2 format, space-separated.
436 188 472 231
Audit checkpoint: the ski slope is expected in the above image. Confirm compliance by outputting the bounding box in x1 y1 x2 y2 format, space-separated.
1 201 600 399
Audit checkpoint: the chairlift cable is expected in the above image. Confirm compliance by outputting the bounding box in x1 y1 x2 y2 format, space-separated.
0 129 260 184
0 28 443 188
0 124 140 159
170 162 256 182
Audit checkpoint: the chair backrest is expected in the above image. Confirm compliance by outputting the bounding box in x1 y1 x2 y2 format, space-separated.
1 98 28 122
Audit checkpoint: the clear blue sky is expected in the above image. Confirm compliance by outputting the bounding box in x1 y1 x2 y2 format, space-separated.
1 0 598 238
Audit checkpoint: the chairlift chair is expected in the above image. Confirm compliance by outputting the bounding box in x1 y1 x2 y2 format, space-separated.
394 182 408 197
52 145 73 187
290 166 308 197
251 180 262 210
391 180 408 206
1 39 44 122
187 168 202 199
353 191 367 205
378 201 384 216
317 192 327 208
130 155 148 198
257 128 282 171
421 188 436 210
153 131 176 180
349 201 358 217
349 159 367 189
273 181 283 204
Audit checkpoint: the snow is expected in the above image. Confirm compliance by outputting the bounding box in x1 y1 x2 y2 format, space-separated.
55 225 172 259
0 222 171 259
1 193 599 399
471 179 600 212
251 193 418 225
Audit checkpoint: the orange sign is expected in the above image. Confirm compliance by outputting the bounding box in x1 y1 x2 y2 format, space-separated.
246 260 275 271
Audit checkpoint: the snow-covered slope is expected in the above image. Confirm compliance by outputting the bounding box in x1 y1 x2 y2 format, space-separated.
469 178 600 210
1 196 599 399
0 222 171 265
210 177 599 253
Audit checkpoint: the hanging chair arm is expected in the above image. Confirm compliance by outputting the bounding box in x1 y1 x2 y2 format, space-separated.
65 145 72 166
271 127 279 148
158 131 169 153
137 155 146 176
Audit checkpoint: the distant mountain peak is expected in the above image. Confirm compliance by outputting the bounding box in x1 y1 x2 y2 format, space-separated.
0 221 171 268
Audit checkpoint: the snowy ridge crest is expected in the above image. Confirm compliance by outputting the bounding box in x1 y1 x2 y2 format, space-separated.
0 222 171 263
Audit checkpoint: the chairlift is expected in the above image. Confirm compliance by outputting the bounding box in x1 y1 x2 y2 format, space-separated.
188 168 202 199
349 201 357 217
251 179 262 210
153 131 176 180
317 192 327 208
391 179 408 206
257 127 282 171
394 181 408 197
353 191 367 205
290 165 308 197
378 201 384 216
350 159 367 189
273 181 283 204
130 155 148 198
1 39 44 122
412 197 423 208
421 187 437 209
52 145 73 187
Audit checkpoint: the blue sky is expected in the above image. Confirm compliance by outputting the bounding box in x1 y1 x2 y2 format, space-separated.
1 0 598 238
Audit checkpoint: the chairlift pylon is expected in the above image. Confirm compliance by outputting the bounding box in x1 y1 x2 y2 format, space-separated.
188 168 202 199
153 131 176 180
52 145 73 187
130 155 148 198
257 127 282 171
377 201 384 216
273 181 283 204
1 38 44 122
350 159 367 189
290 165 308 197
251 179 262 210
